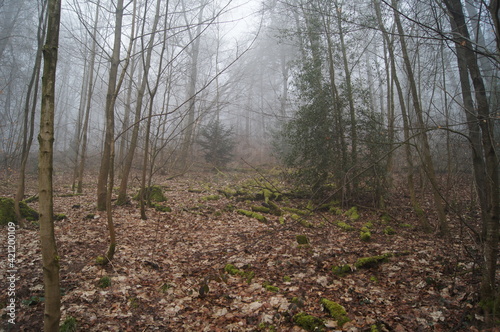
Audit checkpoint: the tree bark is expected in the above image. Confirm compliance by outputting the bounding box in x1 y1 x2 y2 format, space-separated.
392 0 448 235
39 0 61 330
96 0 124 211
444 0 500 319
15 0 47 225
76 0 100 194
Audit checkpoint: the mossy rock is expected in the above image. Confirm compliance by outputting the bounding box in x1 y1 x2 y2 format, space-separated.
345 206 359 220
360 230 371 242
151 203 171 212
263 282 279 292
251 205 271 214
336 221 354 231
133 185 167 202
332 264 351 277
320 298 350 326
354 254 392 269
292 312 325 331
237 209 267 223
266 201 283 216
296 234 309 245
0 197 39 225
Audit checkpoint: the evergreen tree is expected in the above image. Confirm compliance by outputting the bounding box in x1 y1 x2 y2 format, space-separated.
198 120 235 168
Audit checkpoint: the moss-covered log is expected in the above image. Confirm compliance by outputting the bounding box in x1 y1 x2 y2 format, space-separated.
236 209 267 223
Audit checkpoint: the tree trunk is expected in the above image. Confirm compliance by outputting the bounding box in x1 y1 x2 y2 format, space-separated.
76 0 100 194
444 0 500 319
39 0 61 330
15 0 47 225
334 0 357 185
374 0 430 231
392 0 448 235
179 0 206 170
96 0 124 211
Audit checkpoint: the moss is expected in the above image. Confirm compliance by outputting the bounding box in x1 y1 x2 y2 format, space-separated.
354 254 392 269
152 203 172 212
95 256 107 265
283 276 291 282
263 282 279 292
296 234 309 245
20 201 39 221
133 185 167 202
346 206 359 220
237 209 267 223
224 264 254 283
384 226 396 235
320 298 350 326
336 222 354 231
98 276 111 288
224 263 241 275
380 213 392 223
202 195 220 201
332 264 351 277
267 201 283 216
364 221 374 229
85 213 95 219
53 213 67 221
329 206 343 215
59 316 77 332
360 230 371 242
251 205 271 214
292 312 325 331
0 197 39 225
218 187 237 198
283 207 310 216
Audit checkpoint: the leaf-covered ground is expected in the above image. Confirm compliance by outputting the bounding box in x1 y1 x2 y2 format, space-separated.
0 169 487 331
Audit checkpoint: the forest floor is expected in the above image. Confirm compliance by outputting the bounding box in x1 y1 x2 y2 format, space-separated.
0 167 490 331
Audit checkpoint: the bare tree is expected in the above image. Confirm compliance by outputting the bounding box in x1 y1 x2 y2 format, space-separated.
38 0 61 329
15 0 47 225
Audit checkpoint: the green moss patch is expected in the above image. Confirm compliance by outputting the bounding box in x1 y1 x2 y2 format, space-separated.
332 264 351 277
224 264 254 283
336 222 354 231
59 316 77 332
202 195 220 201
345 206 359 220
296 234 309 245
133 185 167 202
263 282 279 292
354 254 392 269
320 298 350 326
292 312 325 331
237 209 267 223
251 205 271 214
0 197 39 225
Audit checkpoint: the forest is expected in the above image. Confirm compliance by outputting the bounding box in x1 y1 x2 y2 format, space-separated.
0 0 499 330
